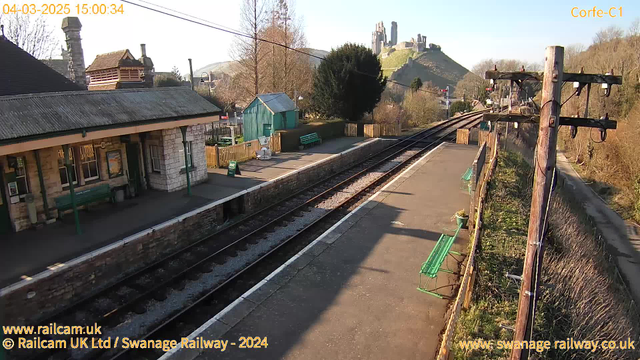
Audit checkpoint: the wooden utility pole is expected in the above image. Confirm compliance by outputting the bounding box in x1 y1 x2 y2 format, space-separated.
511 46 564 360
484 49 621 360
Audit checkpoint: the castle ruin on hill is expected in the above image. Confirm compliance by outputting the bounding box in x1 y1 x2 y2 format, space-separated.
371 21 440 56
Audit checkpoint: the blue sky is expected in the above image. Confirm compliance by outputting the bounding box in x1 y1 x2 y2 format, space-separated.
30 0 639 74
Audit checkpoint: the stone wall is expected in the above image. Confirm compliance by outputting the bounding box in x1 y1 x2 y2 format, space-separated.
0 138 391 324
144 125 207 192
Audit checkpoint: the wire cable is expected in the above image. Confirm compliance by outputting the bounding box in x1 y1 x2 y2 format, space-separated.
119 0 444 96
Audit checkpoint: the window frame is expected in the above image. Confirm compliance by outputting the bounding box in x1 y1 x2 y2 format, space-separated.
58 147 78 187
79 144 100 181
179 141 193 169
14 156 29 196
150 145 162 173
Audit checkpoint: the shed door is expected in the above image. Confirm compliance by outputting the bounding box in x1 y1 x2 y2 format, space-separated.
263 124 272 137
0 167 12 234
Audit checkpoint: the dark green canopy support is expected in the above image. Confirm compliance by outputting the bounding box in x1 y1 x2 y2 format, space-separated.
180 126 192 196
63 144 81 235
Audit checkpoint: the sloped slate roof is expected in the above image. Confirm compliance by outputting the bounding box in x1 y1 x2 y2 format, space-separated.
86 50 144 72
256 93 296 114
0 36 81 96
0 87 221 143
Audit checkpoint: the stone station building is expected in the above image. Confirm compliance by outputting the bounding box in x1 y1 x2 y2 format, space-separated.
0 88 220 234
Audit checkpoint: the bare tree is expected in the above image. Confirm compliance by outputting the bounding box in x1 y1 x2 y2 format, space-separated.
454 72 488 100
0 13 58 59
260 0 312 99
629 18 640 37
231 0 269 100
593 25 624 44
211 75 243 112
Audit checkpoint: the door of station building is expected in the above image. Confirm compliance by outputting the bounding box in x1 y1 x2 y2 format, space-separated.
0 167 12 234
126 143 141 196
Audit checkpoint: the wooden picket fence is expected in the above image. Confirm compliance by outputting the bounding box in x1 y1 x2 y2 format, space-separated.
206 133 282 168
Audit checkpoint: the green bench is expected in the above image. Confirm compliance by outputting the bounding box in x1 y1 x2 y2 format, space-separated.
461 167 473 194
299 133 322 148
417 223 464 298
54 184 112 219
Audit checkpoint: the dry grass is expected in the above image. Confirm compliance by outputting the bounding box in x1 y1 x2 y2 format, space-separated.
537 190 640 359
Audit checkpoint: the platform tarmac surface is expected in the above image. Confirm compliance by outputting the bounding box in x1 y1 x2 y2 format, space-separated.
0 137 373 288
191 143 478 360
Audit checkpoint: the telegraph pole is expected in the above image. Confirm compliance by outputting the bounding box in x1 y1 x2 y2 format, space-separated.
512 46 564 359
483 50 622 360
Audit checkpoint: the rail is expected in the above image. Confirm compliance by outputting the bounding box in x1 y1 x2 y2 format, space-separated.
16 111 485 360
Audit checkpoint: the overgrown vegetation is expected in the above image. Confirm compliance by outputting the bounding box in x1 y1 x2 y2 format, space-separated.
450 100 472 115
453 151 640 359
370 81 444 127
559 22 640 223
453 151 530 359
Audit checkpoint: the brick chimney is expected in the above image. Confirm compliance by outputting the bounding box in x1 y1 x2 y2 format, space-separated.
61 17 86 88
138 44 155 88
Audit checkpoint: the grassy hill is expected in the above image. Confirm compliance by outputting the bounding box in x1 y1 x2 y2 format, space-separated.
380 49 418 77
381 49 469 91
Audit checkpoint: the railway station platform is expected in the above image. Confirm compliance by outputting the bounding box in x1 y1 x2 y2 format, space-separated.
0 137 375 288
183 143 479 360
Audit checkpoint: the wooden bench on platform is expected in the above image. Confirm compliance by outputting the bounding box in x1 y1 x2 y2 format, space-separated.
54 184 112 219
417 223 464 298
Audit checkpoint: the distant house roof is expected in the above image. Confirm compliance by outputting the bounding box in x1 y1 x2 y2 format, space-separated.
0 36 81 96
251 93 296 114
86 49 144 72
0 87 221 144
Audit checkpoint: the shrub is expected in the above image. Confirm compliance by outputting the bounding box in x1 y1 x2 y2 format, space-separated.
450 100 472 115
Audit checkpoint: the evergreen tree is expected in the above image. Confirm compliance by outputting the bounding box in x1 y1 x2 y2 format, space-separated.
311 43 386 121
410 77 423 93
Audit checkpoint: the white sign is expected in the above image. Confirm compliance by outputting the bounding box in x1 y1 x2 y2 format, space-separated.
258 136 270 146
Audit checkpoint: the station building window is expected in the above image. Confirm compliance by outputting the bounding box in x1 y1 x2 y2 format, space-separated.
14 156 29 195
150 145 162 172
58 147 77 187
80 144 99 181
179 141 193 169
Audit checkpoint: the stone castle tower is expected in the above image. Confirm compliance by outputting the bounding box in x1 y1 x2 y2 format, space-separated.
371 21 387 55
390 21 397 47
371 21 398 55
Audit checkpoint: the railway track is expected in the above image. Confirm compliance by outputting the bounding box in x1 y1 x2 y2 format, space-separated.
10 111 484 360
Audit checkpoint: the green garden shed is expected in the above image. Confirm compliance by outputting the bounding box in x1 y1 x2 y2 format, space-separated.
243 93 298 141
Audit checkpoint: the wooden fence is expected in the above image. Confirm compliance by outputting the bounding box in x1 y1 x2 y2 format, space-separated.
363 123 401 138
456 129 470 144
206 133 281 168
345 123 358 137
381 123 401 136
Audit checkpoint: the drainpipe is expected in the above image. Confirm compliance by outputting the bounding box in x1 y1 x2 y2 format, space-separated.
34 150 50 220
63 144 81 235
180 126 191 196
